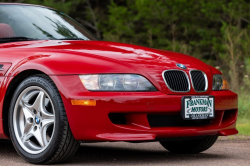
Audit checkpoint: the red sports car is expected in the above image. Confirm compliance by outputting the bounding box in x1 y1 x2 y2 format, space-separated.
0 3 238 164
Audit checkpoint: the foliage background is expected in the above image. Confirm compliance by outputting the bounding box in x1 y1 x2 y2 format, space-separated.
1 0 250 127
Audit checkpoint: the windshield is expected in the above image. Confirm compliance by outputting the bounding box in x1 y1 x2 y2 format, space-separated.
0 4 98 41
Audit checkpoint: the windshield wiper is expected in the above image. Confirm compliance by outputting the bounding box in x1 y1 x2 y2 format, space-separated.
0 37 38 40
0 37 89 43
0 37 39 43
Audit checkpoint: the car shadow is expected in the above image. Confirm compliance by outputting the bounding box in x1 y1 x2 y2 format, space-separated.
0 140 230 165
0 139 15 153
65 142 230 165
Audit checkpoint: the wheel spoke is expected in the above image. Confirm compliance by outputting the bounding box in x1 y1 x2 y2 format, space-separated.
32 91 45 113
22 91 39 109
41 110 54 120
21 106 33 120
22 126 34 142
33 127 46 148
23 141 42 151
21 103 34 137
41 119 54 145
42 119 54 129
41 101 54 120
23 120 33 136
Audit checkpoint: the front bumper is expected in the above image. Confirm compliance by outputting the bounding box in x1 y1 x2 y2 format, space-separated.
51 75 238 141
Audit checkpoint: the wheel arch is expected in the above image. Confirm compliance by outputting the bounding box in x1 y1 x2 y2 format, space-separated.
2 69 47 137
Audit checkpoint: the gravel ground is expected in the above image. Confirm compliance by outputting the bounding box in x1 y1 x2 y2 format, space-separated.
0 137 249 166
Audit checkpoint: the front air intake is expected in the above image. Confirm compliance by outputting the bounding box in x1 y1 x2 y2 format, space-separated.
108 113 126 125
163 70 190 92
148 115 211 127
190 70 207 92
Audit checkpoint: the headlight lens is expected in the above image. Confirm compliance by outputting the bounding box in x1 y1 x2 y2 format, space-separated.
79 74 157 91
123 75 139 90
99 75 115 90
213 75 229 90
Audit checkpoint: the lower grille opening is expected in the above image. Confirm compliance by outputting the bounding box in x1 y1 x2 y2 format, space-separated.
148 114 211 127
222 109 237 123
109 113 127 125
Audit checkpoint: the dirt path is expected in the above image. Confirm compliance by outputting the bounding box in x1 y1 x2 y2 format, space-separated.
0 137 249 166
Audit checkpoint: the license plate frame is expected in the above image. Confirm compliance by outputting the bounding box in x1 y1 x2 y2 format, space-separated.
181 96 215 120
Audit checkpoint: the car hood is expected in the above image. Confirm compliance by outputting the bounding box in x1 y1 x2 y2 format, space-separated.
58 40 211 72
0 40 214 94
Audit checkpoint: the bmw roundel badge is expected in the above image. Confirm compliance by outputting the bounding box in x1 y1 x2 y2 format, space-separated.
35 117 40 124
176 63 187 69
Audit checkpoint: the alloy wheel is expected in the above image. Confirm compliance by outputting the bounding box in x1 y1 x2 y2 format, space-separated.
13 86 55 154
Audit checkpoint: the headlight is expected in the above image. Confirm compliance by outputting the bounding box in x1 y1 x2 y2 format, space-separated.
212 75 229 90
79 74 157 91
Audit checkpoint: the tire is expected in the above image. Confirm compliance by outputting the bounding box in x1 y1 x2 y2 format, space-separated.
9 74 80 164
159 135 218 154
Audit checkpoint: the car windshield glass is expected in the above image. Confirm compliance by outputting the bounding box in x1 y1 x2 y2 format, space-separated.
0 5 98 41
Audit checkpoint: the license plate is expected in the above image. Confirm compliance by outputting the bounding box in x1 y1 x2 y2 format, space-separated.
181 96 215 120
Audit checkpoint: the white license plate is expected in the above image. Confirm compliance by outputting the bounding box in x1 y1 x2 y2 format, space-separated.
181 96 215 120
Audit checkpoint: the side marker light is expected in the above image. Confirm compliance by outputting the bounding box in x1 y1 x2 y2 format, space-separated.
71 100 96 106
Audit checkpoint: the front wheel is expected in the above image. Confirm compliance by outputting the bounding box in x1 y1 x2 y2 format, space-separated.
9 75 79 164
160 135 218 154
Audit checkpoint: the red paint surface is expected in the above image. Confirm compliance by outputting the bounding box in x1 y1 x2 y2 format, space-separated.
0 63 12 76
0 40 238 141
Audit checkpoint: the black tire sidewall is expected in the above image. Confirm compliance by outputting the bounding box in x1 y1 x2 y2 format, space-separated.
160 136 218 154
9 75 65 164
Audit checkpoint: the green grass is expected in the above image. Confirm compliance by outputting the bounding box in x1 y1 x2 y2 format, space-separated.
237 93 250 136
237 123 250 136
238 94 250 120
